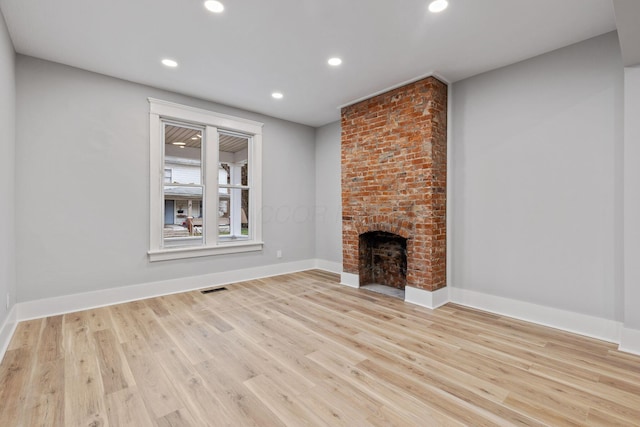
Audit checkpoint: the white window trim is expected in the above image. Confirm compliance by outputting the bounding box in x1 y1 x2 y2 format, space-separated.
148 98 264 262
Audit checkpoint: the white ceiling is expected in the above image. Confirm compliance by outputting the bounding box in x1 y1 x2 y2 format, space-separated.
0 0 617 127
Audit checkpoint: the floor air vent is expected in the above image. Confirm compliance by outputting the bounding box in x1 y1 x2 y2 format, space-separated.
201 287 228 294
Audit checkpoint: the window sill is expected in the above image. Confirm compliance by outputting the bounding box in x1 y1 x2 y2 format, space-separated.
148 241 264 262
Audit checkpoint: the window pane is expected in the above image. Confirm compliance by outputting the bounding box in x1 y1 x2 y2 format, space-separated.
164 185 203 247
217 189 249 239
218 132 248 184
164 124 202 185
218 132 249 240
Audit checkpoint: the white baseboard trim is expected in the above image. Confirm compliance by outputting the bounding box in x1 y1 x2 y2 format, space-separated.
405 286 450 309
340 272 360 288
0 305 18 363
16 259 316 321
314 259 342 274
620 327 640 355
449 287 622 344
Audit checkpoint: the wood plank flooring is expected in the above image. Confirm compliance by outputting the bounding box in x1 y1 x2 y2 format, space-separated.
1 270 639 426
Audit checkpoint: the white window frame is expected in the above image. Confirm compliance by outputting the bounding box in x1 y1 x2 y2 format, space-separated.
148 98 263 261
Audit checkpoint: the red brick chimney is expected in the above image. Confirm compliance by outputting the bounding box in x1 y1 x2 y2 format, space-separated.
341 76 447 292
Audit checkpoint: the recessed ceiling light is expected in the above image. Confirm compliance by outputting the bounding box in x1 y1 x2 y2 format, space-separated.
272 92 284 99
161 58 178 68
428 0 448 13
204 0 224 13
172 142 186 146
328 57 342 66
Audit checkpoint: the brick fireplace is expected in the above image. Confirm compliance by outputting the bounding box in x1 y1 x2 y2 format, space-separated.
341 76 447 301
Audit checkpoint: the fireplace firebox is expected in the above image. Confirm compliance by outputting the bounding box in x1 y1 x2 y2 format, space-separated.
359 231 407 289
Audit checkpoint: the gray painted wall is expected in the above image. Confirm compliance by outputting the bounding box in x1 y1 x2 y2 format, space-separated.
0 11 15 325
624 66 640 330
15 55 316 302
314 121 342 266
451 32 625 321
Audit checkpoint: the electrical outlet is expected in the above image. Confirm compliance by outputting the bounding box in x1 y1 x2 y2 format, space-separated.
276 250 282 259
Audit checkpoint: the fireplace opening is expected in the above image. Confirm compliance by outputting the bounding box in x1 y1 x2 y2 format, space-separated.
359 231 407 298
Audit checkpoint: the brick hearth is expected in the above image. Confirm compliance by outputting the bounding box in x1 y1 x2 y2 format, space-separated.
341 76 447 291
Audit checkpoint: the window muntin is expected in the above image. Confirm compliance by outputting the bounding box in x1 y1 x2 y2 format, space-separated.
148 98 263 261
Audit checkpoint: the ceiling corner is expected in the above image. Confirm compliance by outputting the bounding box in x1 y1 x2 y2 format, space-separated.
613 0 640 67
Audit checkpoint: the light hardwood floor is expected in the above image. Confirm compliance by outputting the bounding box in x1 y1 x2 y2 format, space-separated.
1 270 639 426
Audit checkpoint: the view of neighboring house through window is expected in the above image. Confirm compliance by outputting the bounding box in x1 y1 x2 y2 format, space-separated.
163 122 204 247
148 98 263 261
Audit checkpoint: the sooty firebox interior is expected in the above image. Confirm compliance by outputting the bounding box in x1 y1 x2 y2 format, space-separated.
359 231 407 290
